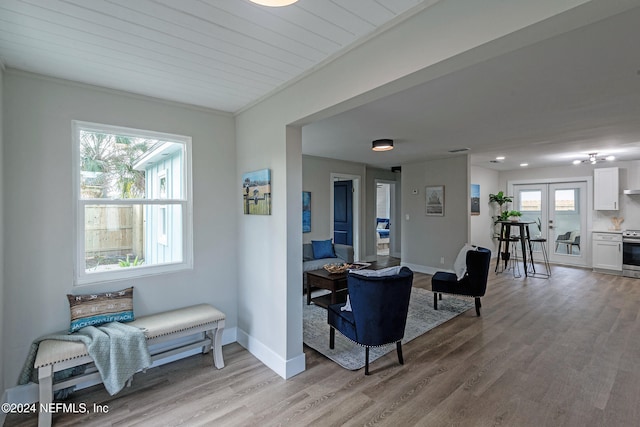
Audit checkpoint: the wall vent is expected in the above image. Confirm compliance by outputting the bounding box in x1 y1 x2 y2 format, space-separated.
448 148 470 153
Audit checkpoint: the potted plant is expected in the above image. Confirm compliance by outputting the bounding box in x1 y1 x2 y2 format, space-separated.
489 191 515 238
489 191 513 216
506 210 522 222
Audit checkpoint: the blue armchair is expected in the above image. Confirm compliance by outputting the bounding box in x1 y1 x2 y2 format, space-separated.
328 267 413 375
431 247 491 316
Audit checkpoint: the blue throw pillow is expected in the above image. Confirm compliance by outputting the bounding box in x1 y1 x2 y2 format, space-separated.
311 239 335 259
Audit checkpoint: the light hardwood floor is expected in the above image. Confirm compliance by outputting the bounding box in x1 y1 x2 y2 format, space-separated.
7 263 640 426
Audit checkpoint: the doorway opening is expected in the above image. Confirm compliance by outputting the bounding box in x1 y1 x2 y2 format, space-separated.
330 173 360 261
376 182 391 256
375 179 398 261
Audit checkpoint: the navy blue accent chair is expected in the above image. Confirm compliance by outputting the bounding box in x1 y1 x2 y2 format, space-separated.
431 247 491 316
328 267 413 375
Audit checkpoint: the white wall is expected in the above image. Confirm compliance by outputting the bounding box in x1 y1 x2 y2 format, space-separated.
471 165 500 253
0 65 5 396
2 71 238 387
234 0 611 379
401 156 469 274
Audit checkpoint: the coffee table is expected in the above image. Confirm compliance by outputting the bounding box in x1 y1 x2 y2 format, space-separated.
306 262 374 308
306 268 348 308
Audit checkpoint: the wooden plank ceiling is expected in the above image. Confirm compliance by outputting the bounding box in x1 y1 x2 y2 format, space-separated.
0 0 427 112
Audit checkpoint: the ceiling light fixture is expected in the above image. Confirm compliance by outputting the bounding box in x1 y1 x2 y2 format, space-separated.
249 0 298 6
496 156 505 160
372 139 394 152
572 152 615 165
520 163 528 167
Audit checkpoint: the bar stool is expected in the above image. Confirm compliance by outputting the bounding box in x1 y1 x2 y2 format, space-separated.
507 236 522 278
528 237 551 278
496 236 515 274
495 237 510 273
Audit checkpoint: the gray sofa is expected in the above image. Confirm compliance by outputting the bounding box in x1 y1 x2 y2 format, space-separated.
303 242 354 284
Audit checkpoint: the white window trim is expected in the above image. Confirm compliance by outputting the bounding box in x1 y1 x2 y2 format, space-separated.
72 121 193 286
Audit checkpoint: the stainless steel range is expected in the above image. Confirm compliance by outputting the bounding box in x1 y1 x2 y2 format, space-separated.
622 230 640 278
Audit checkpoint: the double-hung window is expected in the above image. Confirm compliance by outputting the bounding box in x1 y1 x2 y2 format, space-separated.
73 121 193 285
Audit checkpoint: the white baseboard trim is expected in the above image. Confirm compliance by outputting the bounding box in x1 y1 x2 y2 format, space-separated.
221 327 237 347
401 262 454 276
236 329 305 379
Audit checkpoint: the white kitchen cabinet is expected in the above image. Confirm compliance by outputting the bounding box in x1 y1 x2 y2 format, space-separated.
592 232 622 272
594 167 619 210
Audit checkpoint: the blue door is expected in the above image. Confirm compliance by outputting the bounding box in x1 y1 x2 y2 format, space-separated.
334 180 353 245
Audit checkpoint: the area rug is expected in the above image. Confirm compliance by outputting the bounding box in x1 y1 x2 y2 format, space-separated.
303 287 474 371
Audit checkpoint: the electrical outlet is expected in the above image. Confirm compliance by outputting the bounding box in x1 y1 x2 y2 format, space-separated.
440 257 445 264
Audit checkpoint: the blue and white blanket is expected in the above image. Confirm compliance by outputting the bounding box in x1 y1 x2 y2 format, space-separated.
19 322 152 396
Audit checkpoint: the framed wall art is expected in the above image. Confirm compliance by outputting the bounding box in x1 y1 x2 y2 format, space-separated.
425 185 444 216
242 168 272 215
471 183 480 216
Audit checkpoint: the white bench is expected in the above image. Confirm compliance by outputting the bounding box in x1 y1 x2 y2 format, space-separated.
34 303 225 427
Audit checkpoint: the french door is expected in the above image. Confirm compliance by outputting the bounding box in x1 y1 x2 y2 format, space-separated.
513 181 587 267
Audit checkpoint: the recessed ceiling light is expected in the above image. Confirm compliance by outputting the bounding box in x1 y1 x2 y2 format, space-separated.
606 155 615 161
573 160 582 165
496 156 505 160
520 163 528 167
249 0 298 6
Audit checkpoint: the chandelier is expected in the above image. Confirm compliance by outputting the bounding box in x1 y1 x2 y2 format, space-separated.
572 153 615 165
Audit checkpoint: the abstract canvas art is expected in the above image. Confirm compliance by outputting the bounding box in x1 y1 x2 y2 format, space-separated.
303 191 311 232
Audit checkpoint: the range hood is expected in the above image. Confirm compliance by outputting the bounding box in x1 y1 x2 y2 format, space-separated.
624 162 640 195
